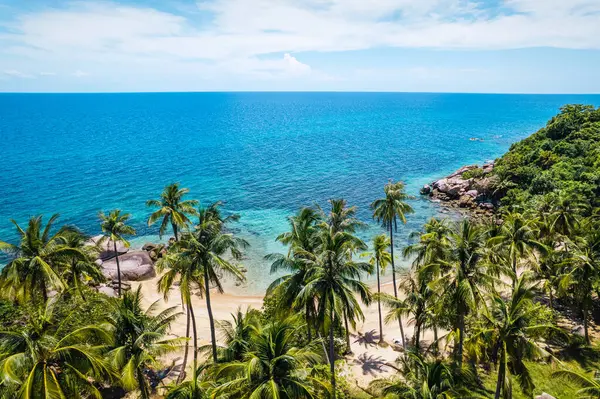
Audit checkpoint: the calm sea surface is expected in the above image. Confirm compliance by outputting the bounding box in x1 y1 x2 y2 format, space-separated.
1 92 599 293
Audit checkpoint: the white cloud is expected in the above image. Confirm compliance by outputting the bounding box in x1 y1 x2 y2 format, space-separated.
3 69 34 78
0 0 598 90
39 71 57 76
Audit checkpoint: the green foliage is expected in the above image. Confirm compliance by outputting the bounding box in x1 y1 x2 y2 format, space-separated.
493 105 600 209
462 167 485 179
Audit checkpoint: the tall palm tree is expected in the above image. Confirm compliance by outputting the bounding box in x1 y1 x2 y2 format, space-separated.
476 275 555 399
174 201 247 364
489 212 546 284
0 299 112 398
146 183 199 241
364 234 392 344
300 225 371 398
0 214 83 304
426 219 492 366
156 252 204 383
371 181 414 348
107 286 182 399
210 318 328 399
558 229 600 344
99 209 136 297
61 228 105 300
267 207 320 341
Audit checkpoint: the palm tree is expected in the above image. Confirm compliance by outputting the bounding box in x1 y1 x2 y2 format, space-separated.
61 228 105 300
553 369 600 399
146 183 199 241
477 275 557 399
267 207 321 341
212 307 261 362
558 229 600 344
426 219 492 366
210 318 328 398
0 299 111 398
156 252 204 383
489 212 546 284
364 234 392 344
107 286 182 399
371 181 414 348
0 214 83 304
174 201 247 364
370 352 476 399
300 225 371 398
99 209 136 297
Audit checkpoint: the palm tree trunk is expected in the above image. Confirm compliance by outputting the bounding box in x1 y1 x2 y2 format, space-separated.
376 259 384 344
457 310 465 366
114 241 122 297
178 305 191 384
344 310 352 355
329 306 336 399
494 350 506 399
389 223 406 349
433 324 439 356
584 293 590 345
204 270 218 363
137 368 150 399
306 303 312 342
415 322 421 352
172 222 179 241
189 300 199 378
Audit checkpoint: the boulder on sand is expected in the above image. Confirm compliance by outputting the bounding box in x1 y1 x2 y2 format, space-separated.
101 251 156 281
87 235 129 261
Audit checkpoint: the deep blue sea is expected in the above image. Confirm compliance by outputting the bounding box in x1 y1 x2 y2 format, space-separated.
1 92 599 293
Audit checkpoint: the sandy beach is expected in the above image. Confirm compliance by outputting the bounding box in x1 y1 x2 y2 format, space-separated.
130 272 435 389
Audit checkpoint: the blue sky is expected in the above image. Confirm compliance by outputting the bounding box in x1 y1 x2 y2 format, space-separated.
0 0 599 93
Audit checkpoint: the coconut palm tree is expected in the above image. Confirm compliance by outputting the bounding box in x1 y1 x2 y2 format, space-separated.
370 352 476 399
267 207 321 341
489 212 546 284
107 286 182 399
175 201 247 364
426 219 492 366
552 369 600 399
146 183 199 241
61 228 105 300
558 229 600 344
300 225 371 398
0 298 112 398
0 214 83 304
210 318 328 399
156 252 204 383
371 181 414 348
477 275 556 399
364 234 392 344
99 209 136 297
211 307 261 362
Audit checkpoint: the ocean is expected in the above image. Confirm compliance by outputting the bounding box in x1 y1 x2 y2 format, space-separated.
1 92 599 293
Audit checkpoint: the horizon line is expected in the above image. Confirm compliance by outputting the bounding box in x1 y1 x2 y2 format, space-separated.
1 90 600 95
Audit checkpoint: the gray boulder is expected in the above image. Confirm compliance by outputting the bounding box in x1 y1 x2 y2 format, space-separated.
87 235 130 261
420 184 432 195
101 251 156 281
535 393 556 399
447 164 478 179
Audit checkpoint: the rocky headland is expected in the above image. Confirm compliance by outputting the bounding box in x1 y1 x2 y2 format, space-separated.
420 161 498 216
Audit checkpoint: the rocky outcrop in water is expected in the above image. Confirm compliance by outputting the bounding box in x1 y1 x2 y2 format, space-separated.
421 161 498 214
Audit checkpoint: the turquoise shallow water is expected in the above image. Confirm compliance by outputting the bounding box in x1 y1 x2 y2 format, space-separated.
1 92 599 293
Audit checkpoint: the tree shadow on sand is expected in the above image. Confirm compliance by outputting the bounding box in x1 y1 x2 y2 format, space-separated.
353 329 380 348
352 353 388 377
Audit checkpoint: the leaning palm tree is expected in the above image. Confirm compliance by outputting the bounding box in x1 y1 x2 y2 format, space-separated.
553 369 600 399
371 181 414 348
107 286 183 399
0 298 112 398
146 183 199 241
363 234 392 344
477 275 556 399
0 214 83 304
210 318 328 399
156 252 204 383
300 225 371 398
99 209 136 297
175 202 247 363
